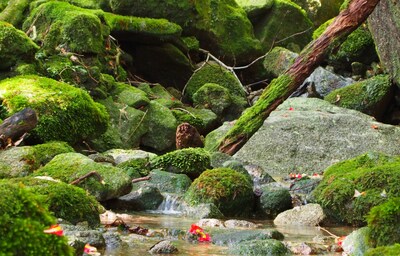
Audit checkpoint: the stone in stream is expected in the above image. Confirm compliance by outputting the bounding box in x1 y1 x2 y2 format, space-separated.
149 240 178 254
274 203 326 226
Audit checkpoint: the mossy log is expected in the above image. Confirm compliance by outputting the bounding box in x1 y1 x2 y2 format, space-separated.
0 0 30 26
218 0 381 155
0 108 37 147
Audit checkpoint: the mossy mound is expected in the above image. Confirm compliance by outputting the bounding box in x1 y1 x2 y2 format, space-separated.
150 148 211 179
34 153 132 201
0 182 73 255
367 197 400 247
171 106 218 134
193 83 233 116
184 61 247 102
0 75 109 144
366 244 400 256
117 158 150 178
313 152 400 225
108 0 262 65
184 168 254 216
258 183 292 217
229 239 290 255
3 177 102 228
0 21 39 70
324 75 392 120
254 0 313 52
0 141 74 178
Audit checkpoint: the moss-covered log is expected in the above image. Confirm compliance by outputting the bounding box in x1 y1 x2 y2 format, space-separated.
0 0 30 26
218 0 381 155
0 108 37 146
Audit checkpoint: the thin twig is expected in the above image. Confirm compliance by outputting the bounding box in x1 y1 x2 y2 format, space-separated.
318 226 340 238
70 171 104 185
132 176 151 183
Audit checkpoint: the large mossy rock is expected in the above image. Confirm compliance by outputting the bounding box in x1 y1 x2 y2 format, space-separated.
0 75 109 144
108 0 262 65
150 148 211 179
313 152 400 226
0 182 73 255
34 153 132 201
325 75 393 120
368 0 400 87
253 0 313 52
0 141 74 178
367 197 400 247
211 228 284 246
229 239 290 255
234 98 400 178
144 169 192 194
258 183 292 218
184 168 254 217
235 0 274 19
0 21 39 70
4 177 103 228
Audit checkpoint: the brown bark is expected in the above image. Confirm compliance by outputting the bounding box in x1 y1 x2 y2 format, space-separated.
218 0 381 155
0 108 37 147
131 176 151 183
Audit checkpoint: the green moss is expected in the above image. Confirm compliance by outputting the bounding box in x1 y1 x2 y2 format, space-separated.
117 158 149 178
5 177 102 228
150 148 211 179
184 62 246 102
230 239 290 256
172 106 218 134
324 75 392 118
184 167 253 216
0 0 30 26
313 152 400 225
33 152 132 201
0 182 74 255
146 169 192 194
113 82 150 108
366 244 400 256
0 21 39 70
0 75 109 144
312 19 333 39
367 197 400 247
254 0 313 52
193 83 233 116
32 141 75 166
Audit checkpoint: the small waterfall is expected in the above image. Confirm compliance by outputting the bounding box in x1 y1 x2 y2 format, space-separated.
155 193 183 214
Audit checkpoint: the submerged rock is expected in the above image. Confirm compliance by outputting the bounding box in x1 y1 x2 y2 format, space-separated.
229 238 289 255
149 240 178 254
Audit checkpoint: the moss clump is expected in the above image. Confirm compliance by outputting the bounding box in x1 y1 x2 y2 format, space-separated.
193 83 233 116
172 107 218 134
32 141 75 166
0 21 39 70
117 158 150 178
184 61 246 102
0 182 73 255
184 168 254 216
313 152 400 225
5 177 102 228
367 197 400 247
324 75 392 119
0 75 109 144
150 148 211 179
34 153 132 201
230 239 290 256
366 244 400 256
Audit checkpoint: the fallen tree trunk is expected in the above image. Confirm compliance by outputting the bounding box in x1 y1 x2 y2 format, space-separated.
0 108 37 147
218 0 381 155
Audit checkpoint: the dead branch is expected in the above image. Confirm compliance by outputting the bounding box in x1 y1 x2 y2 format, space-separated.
70 171 104 185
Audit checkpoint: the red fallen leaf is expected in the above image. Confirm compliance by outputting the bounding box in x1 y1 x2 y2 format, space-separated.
336 236 346 247
171 97 176 101
289 107 294 111
43 224 63 236
371 124 378 129
84 243 98 254
189 224 203 234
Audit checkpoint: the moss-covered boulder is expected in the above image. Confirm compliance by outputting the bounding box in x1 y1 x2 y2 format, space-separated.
141 169 192 194
262 46 298 78
229 239 290 255
184 62 247 103
34 153 132 201
235 0 274 19
0 141 74 178
117 158 149 178
139 83 183 109
172 106 218 134
108 0 262 65
0 21 39 70
113 82 150 108
253 0 313 52
0 75 109 144
141 101 178 152
366 244 400 256
258 183 292 218
184 168 254 217
313 152 400 226
4 177 103 228
211 228 284 246
324 75 393 120
367 197 400 247
0 182 73 255
150 148 211 179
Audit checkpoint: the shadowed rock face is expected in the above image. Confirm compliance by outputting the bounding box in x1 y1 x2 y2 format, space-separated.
368 0 400 87
234 98 400 178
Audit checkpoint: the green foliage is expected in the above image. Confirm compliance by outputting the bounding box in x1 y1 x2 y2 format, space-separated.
367 197 400 247
0 21 39 70
0 182 74 255
0 75 109 144
184 168 253 216
313 152 400 225
150 148 211 179
366 244 400 256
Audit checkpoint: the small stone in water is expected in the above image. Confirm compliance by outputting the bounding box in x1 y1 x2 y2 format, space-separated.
149 240 178 254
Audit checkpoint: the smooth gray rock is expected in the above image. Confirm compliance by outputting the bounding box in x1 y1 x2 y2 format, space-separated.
274 204 326 226
234 98 400 177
